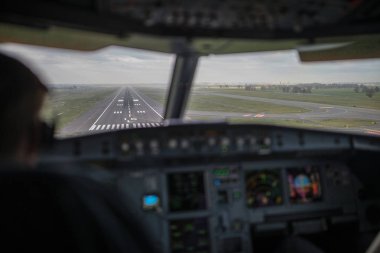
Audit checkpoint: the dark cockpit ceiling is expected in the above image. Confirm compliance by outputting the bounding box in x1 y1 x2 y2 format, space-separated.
1 0 380 60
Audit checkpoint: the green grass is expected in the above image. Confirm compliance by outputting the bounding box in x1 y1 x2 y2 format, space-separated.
187 95 307 113
188 116 376 129
198 88 380 110
136 87 308 114
41 86 118 130
131 86 379 131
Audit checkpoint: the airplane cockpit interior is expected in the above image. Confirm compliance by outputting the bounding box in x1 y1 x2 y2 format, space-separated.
1 0 380 252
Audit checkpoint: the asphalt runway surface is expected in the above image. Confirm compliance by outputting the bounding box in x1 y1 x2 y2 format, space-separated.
60 87 164 136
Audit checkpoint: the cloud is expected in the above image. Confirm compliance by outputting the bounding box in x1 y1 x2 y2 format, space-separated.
0 43 379 85
0 43 174 85
196 50 380 83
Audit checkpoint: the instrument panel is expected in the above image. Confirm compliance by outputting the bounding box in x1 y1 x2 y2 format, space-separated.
43 123 380 253
119 160 364 253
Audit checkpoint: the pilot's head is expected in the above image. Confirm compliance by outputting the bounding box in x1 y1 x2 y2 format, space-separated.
0 52 48 166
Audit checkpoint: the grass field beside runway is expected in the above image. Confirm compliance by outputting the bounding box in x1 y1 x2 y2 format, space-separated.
189 116 376 129
136 87 308 114
42 86 118 130
200 87 380 110
136 86 378 131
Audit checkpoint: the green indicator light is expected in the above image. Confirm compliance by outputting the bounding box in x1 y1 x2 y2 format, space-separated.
213 168 231 177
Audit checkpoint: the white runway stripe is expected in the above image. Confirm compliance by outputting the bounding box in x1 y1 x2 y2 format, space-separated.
91 88 122 126
89 121 164 131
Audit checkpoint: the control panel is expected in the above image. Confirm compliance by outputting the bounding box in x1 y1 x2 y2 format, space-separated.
118 160 367 253
42 123 380 253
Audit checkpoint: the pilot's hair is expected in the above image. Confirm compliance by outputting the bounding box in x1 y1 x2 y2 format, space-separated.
0 52 48 157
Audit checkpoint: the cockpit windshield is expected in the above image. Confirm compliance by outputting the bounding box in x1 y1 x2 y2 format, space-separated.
185 51 380 135
0 43 174 137
1 43 379 137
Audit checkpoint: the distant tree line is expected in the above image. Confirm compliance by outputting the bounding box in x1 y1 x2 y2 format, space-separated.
237 83 379 98
354 84 379 98
244 84 312 93
281 86 312 94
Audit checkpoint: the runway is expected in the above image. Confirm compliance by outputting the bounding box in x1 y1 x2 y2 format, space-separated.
60 87 164 136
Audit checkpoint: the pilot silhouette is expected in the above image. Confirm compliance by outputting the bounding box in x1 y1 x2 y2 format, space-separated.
0 52 48 167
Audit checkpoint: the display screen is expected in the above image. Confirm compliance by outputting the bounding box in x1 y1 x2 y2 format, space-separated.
168 172 206 212
246 170 283 207
142 194 160 211
169 218 210 253
287 166 322 204
212 167 230 177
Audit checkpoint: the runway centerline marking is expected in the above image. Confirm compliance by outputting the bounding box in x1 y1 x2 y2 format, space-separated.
91 88 123 126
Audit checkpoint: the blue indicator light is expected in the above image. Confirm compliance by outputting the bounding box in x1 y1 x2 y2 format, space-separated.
145 195 159 206
143 194 160 210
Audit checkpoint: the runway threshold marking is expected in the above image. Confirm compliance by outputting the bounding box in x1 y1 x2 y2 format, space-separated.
90 122 163 131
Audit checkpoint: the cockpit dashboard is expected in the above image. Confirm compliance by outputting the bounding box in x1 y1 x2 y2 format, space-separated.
42 123 380 253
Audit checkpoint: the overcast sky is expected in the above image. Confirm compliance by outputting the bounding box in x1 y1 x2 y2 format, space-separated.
0 43 379 86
